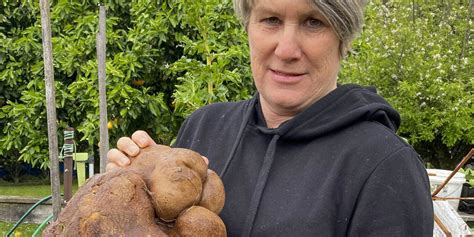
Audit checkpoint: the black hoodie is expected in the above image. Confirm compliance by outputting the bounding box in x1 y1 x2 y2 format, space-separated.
175 84 433 237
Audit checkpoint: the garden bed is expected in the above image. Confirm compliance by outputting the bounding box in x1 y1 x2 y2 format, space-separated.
0 196 52 224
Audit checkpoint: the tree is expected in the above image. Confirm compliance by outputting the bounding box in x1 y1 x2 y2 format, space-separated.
0 0 252 170
0 0 472 170
340 0 473 168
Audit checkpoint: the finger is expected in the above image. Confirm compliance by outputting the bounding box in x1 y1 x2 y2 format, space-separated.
201 156 209 166
131 130 157 148
107 148 131 166
117 137 140 157
105 162 122 172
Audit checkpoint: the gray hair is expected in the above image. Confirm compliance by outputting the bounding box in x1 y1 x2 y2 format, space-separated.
233 0 367 56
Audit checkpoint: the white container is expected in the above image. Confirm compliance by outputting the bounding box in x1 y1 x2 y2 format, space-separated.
427 169 465 210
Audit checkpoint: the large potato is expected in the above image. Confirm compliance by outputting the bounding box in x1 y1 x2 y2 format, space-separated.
43 145 226 237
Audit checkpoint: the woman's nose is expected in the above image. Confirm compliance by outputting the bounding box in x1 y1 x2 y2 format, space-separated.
274 26 302 62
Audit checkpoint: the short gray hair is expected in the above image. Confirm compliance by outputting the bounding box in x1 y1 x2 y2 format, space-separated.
233 0 367 56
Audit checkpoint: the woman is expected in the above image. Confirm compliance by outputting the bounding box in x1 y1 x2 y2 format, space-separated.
108 0 434 236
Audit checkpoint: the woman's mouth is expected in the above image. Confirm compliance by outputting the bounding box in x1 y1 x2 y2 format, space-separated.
270 69 306 84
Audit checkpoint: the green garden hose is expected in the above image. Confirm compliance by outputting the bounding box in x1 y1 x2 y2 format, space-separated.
32 214 53 236
6 195 52 237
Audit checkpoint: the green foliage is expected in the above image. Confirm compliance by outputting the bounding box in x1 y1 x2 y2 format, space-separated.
460 168 474 187
0 0 471 170
341 0 473 168
0 0 252 170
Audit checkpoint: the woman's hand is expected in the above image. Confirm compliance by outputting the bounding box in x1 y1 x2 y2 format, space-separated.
106 130 209 172
106 130 156 171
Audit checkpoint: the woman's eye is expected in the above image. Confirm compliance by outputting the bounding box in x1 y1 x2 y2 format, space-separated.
306 18 323 28
263 17 281 25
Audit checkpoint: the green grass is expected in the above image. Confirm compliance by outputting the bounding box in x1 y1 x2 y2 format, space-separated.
0 183 79 198
0 182 79 236
0 221 42 236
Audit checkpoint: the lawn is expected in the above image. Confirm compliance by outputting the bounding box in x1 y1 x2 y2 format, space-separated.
0 221 42 236
0 181 79 236
0 183 79 198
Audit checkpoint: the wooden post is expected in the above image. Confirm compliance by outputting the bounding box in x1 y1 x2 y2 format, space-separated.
97 4 109 173
63 128 74 202
39 0 61 220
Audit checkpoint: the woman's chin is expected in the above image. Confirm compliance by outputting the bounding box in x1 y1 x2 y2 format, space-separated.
263 94 310 114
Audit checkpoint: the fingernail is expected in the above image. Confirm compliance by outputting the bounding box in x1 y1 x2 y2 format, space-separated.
137 137 147 147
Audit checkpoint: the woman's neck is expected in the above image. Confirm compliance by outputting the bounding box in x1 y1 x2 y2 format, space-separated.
265 115 293 128
259 96 297 128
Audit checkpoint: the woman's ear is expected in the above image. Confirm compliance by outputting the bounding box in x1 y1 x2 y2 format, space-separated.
340 41 352 59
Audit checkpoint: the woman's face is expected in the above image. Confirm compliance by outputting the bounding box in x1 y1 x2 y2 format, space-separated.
248 0 342 117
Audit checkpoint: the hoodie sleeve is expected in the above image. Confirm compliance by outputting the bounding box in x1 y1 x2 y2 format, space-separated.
348 147 434 237
174 117 190 148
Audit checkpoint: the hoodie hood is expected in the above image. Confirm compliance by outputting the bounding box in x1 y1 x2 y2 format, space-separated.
262 84 400 140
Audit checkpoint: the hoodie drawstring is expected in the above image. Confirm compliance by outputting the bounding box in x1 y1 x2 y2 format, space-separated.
241 134 280 237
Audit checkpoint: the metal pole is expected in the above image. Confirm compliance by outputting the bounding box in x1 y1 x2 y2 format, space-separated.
88 155 95 178
97 4 109 173
39 0 61 220
63 128 74 202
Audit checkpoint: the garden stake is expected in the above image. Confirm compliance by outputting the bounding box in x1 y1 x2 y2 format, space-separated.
63 128 75 202
432 148 474 197
39 0 61 220
431 148 474 237
97 4 109 173
434 214 452 237
432 196 474 201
